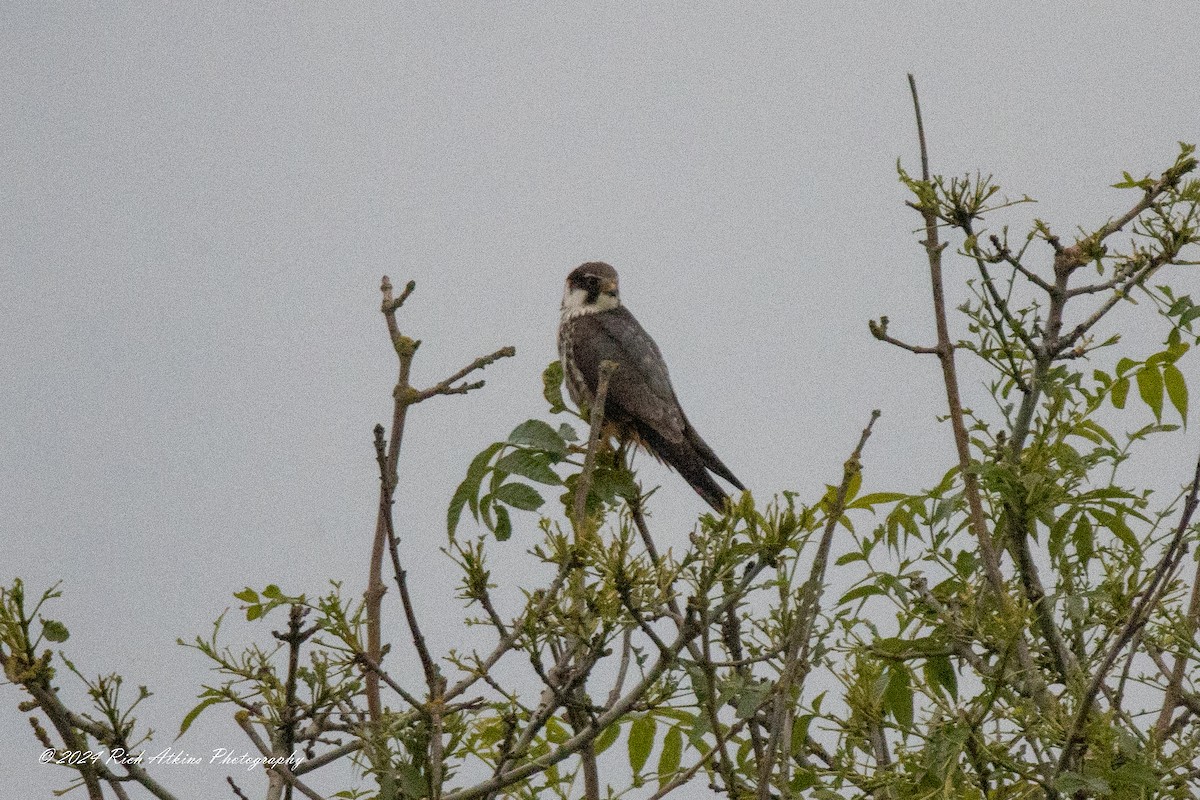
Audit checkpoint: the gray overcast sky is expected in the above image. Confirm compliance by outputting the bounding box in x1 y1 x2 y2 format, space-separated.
3 3 1199 797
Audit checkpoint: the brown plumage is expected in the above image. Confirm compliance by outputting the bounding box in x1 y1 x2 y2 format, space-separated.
557 262 745 511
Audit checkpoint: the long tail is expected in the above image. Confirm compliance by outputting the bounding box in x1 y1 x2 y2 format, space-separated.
639 423 744 512
685 425 746 492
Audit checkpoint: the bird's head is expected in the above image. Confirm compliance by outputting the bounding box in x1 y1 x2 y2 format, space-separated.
561 261 621 318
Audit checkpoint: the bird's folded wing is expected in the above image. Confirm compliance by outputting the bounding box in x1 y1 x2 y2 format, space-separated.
569 308 687 445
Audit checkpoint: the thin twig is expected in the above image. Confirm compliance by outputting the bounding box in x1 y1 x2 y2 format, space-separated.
1055 164 1190 276
272 604 317 800
1156 533 1200 739
291 739 365 777
416 347 516 401
904 74 1042 691
355 651 426 710
573 360 618 529
565 359 617 800
758 410 880 797
868 316 939 355
227 777 252 800
1057 258 1171 352
699 601 741 794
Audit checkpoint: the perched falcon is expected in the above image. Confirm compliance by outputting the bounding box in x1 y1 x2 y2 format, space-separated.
557 261 746 511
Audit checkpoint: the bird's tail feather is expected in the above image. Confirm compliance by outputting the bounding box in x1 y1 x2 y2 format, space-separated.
685 427 746 492
639 424 739 512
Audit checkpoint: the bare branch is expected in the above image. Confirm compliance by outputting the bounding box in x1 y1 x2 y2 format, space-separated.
868 316 939 355
226 776 252 800
415 346 517 402
988 234 1055 293
365 274 514 755
1056 258 1169 352
354 651 425 710
382 276 417 313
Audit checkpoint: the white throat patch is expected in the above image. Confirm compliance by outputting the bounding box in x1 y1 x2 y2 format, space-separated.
560 285 620 320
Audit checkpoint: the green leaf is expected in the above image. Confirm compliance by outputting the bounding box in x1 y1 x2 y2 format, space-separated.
955 550 977 578
1065 594 1087 623
593 721 621 755
507 419 568 455
590 464 639 504
475 717 506 748
233 588 259 604
395 762 426 799
791 714 814 756
883 666 913 728
924 655 958 701
1113 761 1160 790
843 470 862 503
544 717 569 744
177 695 222 738
847 492 908 510
1112 172 1150 190
1164 363 1188 424
1165 337 1190 362
1072 516 1095 562
1136 366 1164 421
448 441 506 537
494 450 563 485
790 768 819 793
657 726 683 785
446 487 472 539
1048 510 1076 560
493 505 512 542
1054 771 1110 795
1111 376 1130 409
736 680 772 720
1090 509 1139 556
628 715 657 776
492 482 545 512
40 618 69 643
1074 418 1117 447
542 360 568 413
261 584 283 600
838 585 883 605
